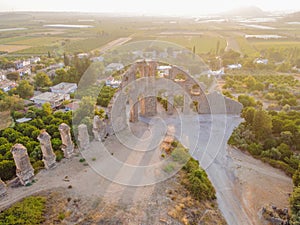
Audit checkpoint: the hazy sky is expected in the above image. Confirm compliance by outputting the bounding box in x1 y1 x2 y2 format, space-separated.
0 0 299 15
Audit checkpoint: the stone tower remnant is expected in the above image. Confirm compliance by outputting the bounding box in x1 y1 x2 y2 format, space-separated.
59 123 75 158
78 124 90 150
37 130 56 169
11 144 34 185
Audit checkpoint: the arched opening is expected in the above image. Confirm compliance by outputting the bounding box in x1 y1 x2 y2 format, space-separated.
174 73 187 82
190 84 201 96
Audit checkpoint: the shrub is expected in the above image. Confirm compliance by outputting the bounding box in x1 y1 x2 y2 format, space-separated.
0 196 46 225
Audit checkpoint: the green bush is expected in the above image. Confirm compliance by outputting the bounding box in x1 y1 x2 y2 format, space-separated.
183 158 216 201
0 196 46 225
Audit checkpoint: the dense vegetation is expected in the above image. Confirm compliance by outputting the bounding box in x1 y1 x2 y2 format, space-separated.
182 158 216 201
0 196 46 225
0 105 72 181
223 74 299 109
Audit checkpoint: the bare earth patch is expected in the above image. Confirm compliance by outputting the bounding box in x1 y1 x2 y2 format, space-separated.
0 44 31 53
228 147 293 225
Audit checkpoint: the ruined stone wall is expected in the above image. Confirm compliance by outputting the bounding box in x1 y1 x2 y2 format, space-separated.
206 91 243 114
59 123 75 158
38 130 56 169
11 144 34 185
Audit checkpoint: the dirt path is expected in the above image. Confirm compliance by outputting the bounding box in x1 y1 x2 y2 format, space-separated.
92 37 132 54
228 147 292 224
224 36 243 56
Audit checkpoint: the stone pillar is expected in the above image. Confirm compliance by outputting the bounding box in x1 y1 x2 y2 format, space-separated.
183 94 191 114
140 96 157 116
0 179 7 197
59 123 75 158
93 115 107 141
37 130 56 169
78 124 90 150
129 97 139 123
167 94 174 115
11 144 34 185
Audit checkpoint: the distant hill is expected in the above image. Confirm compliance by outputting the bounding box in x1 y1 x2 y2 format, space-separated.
281 11 300 21
222 6 267 17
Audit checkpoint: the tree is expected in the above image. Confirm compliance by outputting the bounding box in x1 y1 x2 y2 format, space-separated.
42 103 52 116
6 72 20 81
290 186 300 224
64 53 70 66
34 72 52 89
15 80 34 99
73 96 95 123
238 95 257 108
252 110 272 141
0 95 24 112
241 107 256 126
0 160 15 180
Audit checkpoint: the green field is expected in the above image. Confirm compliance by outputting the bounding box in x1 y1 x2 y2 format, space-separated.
156 35 227 54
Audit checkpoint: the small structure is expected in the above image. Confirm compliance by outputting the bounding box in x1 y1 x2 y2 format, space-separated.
78 124 90 150
254 58 268 65
90 56 104 62
16 118 32 123
0 179 7 197
17 67 31 77
227 64 242 70
92 115 107 142
77 53 89 59
37 130 56 169
11 144 34 185
105 63 124 72
157 65 171 77
0 79 17 92
59 123 75 158
30 57 41 64
30 92 70 108
105 76 121 88
64 101 80 111
50 82 77 94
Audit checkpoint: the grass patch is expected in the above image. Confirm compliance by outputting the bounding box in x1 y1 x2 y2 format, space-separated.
0 196 46 225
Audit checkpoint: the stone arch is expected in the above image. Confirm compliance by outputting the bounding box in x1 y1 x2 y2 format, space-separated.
107 59 210 126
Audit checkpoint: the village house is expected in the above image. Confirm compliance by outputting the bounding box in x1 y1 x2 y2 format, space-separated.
157 65 171 77
254 58 268 65
0 80 17 92
50 82 77 94
30 57 41 64
17 67 31 77
227 64 242 70
14 60 30 70
105 63 124 72
30 92 70 108
90 56 104 62
105 76 121 88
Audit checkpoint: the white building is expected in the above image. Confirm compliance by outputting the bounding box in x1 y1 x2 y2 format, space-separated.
77 53 89 59
105 76 121 88
17 67 31 77
227 64 242 70
105 63 124 72
30 57 41 64
90 56 104 62
31 92 70 108
157 65 171 77
0 80 17 92
50 82 77 94
254 58 268 65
